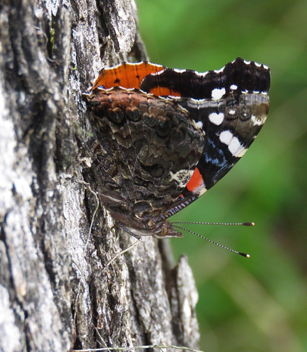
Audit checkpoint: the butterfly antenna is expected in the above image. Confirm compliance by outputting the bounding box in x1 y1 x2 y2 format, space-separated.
172 221 254 226
172 224 250 258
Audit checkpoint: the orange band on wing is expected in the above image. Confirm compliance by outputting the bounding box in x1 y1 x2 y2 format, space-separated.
186 167 204 192
92 62 165 90
148 86 182 97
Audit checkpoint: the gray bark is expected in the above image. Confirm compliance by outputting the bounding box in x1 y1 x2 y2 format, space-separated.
0 0 200 351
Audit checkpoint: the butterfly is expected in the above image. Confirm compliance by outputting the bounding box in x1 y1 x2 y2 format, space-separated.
84 58 270 238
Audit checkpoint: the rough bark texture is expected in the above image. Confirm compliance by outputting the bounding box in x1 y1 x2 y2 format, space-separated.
0 0 200 351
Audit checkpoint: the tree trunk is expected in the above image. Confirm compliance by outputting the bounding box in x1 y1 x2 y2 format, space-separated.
0 0 200 351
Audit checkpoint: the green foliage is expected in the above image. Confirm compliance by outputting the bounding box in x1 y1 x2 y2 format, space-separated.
137 0 307 351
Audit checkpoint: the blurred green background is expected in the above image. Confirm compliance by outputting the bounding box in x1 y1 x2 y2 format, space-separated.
137 1 307 351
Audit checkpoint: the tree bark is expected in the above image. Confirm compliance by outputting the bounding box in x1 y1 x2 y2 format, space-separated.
0 0 200 351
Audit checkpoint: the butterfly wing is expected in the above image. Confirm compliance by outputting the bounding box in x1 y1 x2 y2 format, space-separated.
85 87 205 235
140 58 270 218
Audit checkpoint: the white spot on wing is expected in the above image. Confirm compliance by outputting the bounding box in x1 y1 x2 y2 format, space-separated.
219 131 247 157
211 87 226 100
195 121 203 129
214 66 226 74
219 130 233 145
209 112 224 125
230 84 237 90
251 114 265 126
198 185 208 197
228 109 237 116
173 68 186 73
228 138 247 157
152 70 166 76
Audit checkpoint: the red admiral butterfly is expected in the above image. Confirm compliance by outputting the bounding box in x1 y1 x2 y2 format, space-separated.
84 58 270 238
